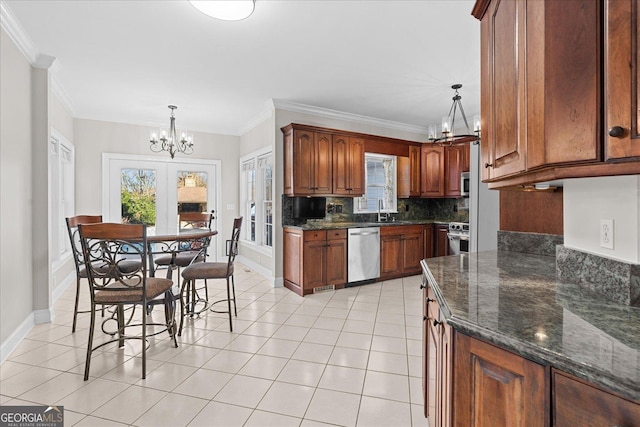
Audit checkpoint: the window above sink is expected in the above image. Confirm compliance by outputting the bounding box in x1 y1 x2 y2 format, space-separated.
354 153 397 214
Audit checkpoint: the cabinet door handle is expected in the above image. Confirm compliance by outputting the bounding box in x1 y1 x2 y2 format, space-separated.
608 126 624 138
423 315 428 322
484 162 493 168
419 283 426 289
433 319 441 327
426 298 435 303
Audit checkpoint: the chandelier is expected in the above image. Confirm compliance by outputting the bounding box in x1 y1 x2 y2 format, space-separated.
427 84 481 145
150 105 194 159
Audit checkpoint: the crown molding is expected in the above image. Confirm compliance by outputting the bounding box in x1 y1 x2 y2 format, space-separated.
237 100 275 136
1 1 38 63
272 99 429 136
1 1 76 115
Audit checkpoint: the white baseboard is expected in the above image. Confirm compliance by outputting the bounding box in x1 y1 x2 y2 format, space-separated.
236 255 277 286
34 308 53 324
1 312 35 363
52 270 75 303
274 277 284 288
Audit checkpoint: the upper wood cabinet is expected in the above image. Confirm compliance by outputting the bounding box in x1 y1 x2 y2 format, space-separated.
421 145 446 197
445 144 470 197
333 135 365 196
398 144 422 198
605 0 640 160
283 126 332 196
473 0 640 187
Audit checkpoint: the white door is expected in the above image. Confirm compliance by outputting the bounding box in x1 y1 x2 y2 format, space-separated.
103 154 220 259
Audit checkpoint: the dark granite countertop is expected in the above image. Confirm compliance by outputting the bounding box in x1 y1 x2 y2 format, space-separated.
421 251 640 402
284 219 452 230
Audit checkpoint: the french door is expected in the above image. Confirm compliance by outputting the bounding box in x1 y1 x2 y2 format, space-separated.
102 153 220 259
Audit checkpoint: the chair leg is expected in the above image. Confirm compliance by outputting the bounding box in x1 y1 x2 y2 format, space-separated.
231 274 237 317
226 277 233 332
204 279 209 302
142 301 147 380
117 305 125 348
164 290 178 348
84 303 96 381
178 278 189 337
72 277 81 333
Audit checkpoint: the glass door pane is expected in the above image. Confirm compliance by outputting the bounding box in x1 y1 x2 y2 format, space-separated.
120 168 157 233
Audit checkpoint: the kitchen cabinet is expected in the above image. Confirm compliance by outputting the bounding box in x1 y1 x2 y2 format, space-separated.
434 224 449 257
552 369 640 426
421 145 445 197
423 224 433 259
453 332 548 427
380 225 423 279
444 144 470 197
333 135 365 196
605 0 640 160
398 145 423 198
283 228 347 296
283 125 332 196
472 0 640 188
422 281 452 427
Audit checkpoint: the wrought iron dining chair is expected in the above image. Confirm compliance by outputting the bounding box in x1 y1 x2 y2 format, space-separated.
78 223 178 380
180 217 242 333
153 211 214 287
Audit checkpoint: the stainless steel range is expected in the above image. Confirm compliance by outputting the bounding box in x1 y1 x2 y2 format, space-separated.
448 222 470 255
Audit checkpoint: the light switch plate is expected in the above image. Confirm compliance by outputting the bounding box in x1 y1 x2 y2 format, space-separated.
600 219 614 249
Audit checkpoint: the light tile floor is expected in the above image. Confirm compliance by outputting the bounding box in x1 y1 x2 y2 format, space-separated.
0 264 430 427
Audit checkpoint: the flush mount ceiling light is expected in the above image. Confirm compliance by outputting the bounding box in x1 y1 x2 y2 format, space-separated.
189 0 255 21
150 105 194 159
427 84 480 145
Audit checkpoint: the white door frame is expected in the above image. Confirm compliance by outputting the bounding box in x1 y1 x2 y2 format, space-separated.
102 153 222 261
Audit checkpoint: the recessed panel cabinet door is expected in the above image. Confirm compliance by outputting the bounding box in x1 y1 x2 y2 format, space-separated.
482 0 526 179
605 0 640 160
314 132 333 194
293 130 315 195
421 145 445 197
453 333 547 427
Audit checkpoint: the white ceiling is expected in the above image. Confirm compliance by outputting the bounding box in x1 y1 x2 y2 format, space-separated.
4 0 480 136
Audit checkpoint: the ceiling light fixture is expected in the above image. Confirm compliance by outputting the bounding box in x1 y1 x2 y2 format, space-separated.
150 105 194 159
427 84 480 145
189 0 255 21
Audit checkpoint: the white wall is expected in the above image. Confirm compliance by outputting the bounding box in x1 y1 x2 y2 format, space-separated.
564 175 640 264
1 28 34 343
73 118 241 262
238 111 277 279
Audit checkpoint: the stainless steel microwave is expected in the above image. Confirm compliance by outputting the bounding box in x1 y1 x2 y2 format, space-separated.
460 172 470 197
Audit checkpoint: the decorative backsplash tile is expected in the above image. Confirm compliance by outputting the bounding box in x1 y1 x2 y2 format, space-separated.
282 195 469 226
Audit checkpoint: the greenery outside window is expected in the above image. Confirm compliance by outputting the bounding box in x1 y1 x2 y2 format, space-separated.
354 153 397 213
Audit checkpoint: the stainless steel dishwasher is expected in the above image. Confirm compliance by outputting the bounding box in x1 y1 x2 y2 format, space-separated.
348 227 380 283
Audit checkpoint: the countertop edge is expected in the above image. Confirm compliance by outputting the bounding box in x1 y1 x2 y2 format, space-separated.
422 260 640 403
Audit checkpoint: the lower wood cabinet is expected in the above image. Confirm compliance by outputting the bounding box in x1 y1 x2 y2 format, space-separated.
552 369 640 427
453 332 548 427
380 225 424 279
283 228 347 296
434 224 450 257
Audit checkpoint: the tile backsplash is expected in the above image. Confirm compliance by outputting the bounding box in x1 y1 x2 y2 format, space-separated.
282 195 469 226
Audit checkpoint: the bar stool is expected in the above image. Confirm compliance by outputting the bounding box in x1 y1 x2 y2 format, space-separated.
180 217 242 333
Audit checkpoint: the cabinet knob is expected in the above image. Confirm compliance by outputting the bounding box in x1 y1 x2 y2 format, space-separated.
419 283 426 289
433 319 441 327
484 162 493 168
608 126 624 138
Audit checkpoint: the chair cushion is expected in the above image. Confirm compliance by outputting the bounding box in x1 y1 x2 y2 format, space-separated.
94 277 173 304
155 251 203 267
181 262 232 281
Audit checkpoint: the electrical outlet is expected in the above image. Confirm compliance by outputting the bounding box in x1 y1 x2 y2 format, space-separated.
600 219 614 249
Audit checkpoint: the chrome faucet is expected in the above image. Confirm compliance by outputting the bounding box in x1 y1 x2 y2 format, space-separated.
378 199 388 222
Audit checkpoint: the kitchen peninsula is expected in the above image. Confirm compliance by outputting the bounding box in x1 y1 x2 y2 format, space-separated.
421 251 640 426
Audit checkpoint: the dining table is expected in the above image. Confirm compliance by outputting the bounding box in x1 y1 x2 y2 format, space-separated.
146 228 218 279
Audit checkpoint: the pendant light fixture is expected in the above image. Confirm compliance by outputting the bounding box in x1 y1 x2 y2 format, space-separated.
150 105 194 159
427 84 481 145
189 0 256 21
